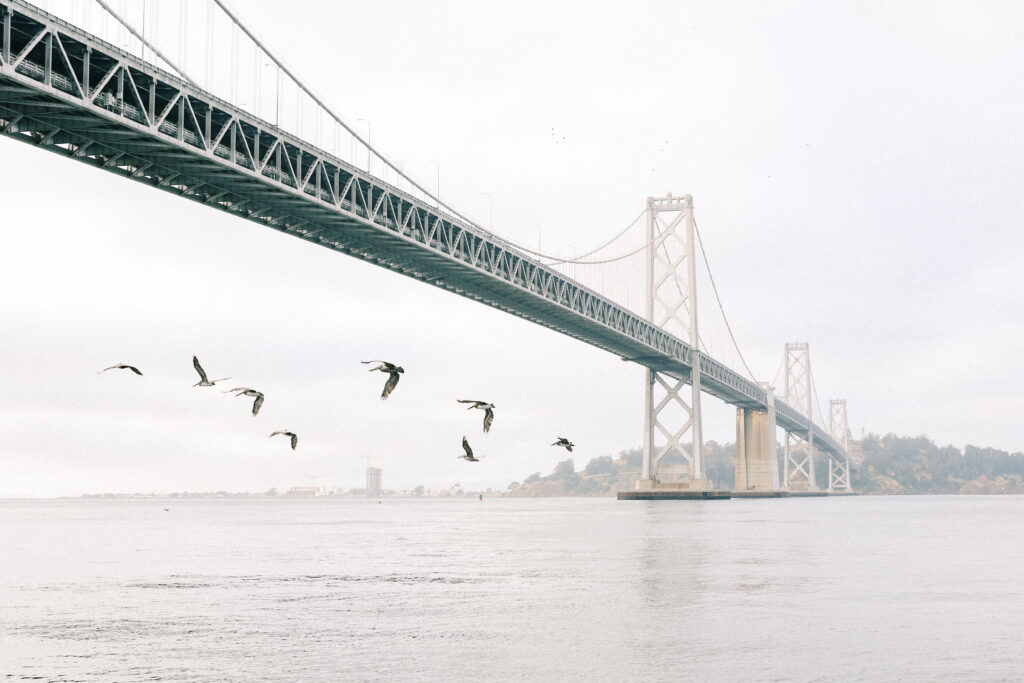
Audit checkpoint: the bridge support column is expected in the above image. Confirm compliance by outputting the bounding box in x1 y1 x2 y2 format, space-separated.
828 399 852 492
784 434 817 491
782 342 819 492
639 365 709 491
762 381 780 490
634 194 716 494
734 408 775 492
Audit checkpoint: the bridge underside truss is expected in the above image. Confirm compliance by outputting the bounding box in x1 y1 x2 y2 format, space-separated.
0 0 846 461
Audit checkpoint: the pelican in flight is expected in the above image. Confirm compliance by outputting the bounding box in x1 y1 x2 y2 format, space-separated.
270 430 298 450
458 436 480 462
98 363 143 376
192 356 230 387
361 360 404 399
457 400 495 433
225 387 265 416
551 437 575 452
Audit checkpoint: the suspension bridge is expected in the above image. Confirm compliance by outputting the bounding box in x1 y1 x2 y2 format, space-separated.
0 0 852 497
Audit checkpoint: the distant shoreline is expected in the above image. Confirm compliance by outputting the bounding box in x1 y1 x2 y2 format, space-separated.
1 491 1023 501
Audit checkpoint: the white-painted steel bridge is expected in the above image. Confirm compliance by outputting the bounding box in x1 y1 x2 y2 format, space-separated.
0 0 852 494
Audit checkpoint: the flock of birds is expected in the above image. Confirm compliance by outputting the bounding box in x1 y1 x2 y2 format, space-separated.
99 356 577 463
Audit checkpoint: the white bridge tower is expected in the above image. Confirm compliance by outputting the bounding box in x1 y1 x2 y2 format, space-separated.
638 194 713 492
782 342 818 491
828 399 852 492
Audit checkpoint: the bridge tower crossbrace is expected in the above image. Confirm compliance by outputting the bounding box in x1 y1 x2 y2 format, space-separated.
828 399 852 492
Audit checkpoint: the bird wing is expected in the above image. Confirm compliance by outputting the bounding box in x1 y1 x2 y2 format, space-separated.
462 436 473 457
192 356 209 383
270 430 285 438
290 434 298 450
128 366 143 375
567 444 574 452
483 408 494 433
252 394 264 416
98 365 117 374
381 372 401 399
457 399 483 408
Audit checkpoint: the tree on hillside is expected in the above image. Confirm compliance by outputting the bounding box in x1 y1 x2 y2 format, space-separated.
853 433 1024 494
550 458 581 491
584 455 614 476
618 448 642 468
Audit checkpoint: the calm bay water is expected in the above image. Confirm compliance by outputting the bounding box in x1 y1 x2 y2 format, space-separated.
1 495 1022 681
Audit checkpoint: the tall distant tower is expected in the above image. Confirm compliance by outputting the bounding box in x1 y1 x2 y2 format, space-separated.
366 466 382 497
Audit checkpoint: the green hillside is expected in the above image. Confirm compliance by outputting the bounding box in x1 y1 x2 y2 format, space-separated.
503 434 1024 496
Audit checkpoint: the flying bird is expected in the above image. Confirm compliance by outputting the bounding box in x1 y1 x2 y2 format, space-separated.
458 436 480 462
457 400 495 433
551 437 575 452
270 430 298 450
225 387 265 416
192 355 230 387
361 360 404 399
98 364 143 375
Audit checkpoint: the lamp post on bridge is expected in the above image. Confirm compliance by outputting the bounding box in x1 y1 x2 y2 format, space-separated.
481 192 493 230
357 118 371 174
427 160 440 209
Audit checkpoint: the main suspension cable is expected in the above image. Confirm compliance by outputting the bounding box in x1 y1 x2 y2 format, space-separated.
527 208 646 264
693 216 758 381
93 0 197 85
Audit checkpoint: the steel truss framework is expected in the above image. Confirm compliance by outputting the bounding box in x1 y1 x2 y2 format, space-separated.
641 195 704 484
0 0 844 460
783 342 816 489
828 399 851 492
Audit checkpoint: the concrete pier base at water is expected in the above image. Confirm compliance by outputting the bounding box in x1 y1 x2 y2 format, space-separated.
734 407 777 493
617 489 731 500
618 479 731 500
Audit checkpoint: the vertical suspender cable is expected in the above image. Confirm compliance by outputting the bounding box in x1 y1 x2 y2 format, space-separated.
93 0 196 84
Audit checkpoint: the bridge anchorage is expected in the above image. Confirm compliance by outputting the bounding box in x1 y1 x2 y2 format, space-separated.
0 0 852 500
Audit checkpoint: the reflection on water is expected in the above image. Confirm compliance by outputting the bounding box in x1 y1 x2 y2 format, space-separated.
2 496 1023 681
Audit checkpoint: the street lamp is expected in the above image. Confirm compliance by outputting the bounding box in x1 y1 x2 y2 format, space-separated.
357 118 371 173
427 160 440 208
481 192 493 230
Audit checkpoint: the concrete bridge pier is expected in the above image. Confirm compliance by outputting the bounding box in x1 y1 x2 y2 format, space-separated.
734 407 778 492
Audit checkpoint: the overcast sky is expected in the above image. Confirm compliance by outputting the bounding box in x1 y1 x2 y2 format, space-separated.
2 0 1023 497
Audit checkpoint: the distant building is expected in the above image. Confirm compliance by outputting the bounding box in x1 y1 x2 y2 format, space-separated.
286 486 324 497
366 467 382 497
